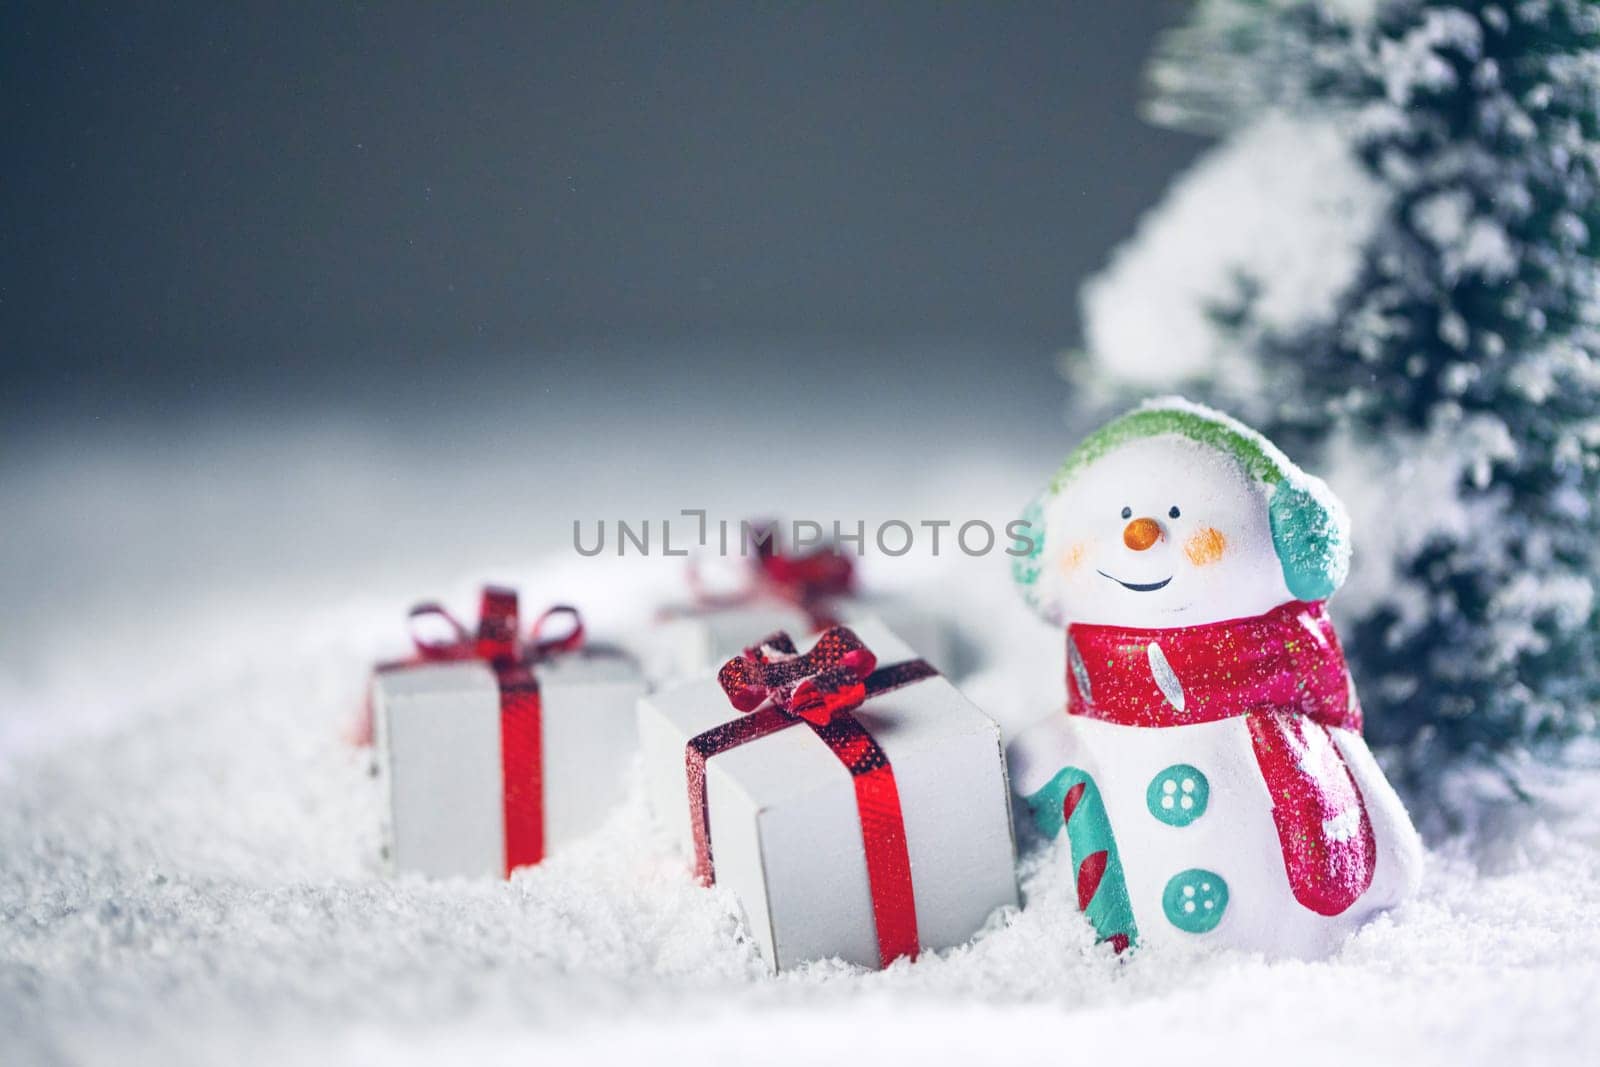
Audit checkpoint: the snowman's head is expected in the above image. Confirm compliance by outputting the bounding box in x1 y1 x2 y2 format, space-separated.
1012 397 1350 629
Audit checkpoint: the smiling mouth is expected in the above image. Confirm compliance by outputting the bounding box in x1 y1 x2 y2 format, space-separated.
1097 570 1173 592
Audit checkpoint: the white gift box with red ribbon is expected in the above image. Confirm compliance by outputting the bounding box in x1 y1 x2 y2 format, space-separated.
369 587 645 880
648 531 952 682
638 618 1017 971
650 600 818 681
651 603 952 684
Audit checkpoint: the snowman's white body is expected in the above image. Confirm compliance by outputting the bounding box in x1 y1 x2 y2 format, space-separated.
1010 400 1424 957
1010 691 1422 957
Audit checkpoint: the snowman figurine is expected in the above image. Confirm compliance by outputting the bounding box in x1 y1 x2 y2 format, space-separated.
1009 397 1422 958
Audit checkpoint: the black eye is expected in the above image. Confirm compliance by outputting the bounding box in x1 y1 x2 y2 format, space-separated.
1120 506 1132 520
1169 506 1181 519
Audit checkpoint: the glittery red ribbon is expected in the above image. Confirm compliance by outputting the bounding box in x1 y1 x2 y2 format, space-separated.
686 627 935 968
677 520 855 630
365 586 585 876
1066 600 1376 916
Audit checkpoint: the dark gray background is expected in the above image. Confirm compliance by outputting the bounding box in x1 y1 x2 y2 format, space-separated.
2 2 1200 425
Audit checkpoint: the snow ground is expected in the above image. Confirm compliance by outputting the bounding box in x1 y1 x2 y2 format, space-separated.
4 403 1600 1066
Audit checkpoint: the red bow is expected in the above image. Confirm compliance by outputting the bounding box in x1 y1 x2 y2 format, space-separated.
352 586 583 747
684 521 856 626
717 626 878 725
750 521 855 602
404 586 585 667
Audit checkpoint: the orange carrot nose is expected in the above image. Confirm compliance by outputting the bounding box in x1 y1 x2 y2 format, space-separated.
1123 517 1163 551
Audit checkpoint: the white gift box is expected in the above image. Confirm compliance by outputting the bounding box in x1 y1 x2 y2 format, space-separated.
638 619 1018 971
648 599 952 683
374 647 644 879
647 600 813 682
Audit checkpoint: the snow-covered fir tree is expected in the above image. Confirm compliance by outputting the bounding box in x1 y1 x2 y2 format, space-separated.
1079 0 1600 781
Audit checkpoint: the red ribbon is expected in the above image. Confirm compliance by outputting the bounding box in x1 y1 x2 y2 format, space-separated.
364 586 585 876
677 519 856 630
687 626 935 968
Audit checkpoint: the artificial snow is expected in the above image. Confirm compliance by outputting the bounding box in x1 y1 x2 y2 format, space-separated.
1078 116 1388 397
1375 7 1482 107
3 415 1600 1065
1319 411 1512 625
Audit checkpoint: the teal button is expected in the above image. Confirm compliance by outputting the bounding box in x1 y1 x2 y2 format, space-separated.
1162 869 1228 933
1147 764 1208 826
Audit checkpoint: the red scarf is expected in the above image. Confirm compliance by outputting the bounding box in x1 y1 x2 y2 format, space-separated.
1067 600 1377 917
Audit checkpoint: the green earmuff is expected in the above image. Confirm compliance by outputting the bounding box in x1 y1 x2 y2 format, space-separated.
1267 480 1347 602
1011 490 1055 621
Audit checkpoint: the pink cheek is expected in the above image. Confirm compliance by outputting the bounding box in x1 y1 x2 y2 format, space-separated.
1184 527 1227 567
1058 540 1092 576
